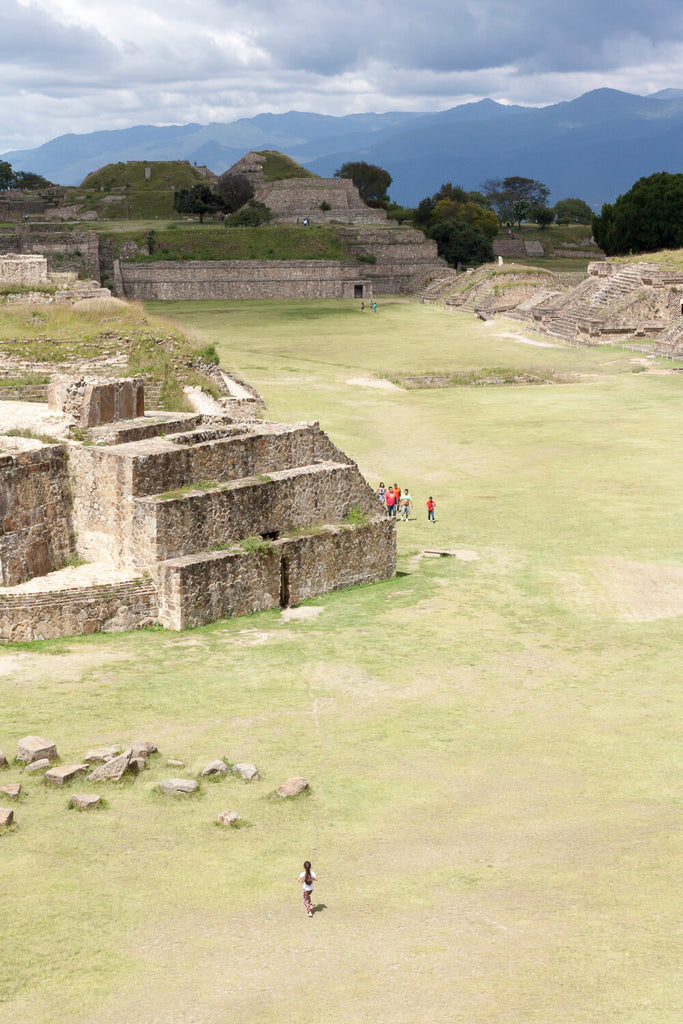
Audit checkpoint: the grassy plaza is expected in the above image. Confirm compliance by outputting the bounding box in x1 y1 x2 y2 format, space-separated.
1 297 681 1023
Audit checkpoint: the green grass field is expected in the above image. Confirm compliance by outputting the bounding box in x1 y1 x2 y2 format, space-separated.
1 299 681 1023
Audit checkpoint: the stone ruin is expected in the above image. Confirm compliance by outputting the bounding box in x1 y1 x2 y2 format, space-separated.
0 377 396 641
0 252 111 304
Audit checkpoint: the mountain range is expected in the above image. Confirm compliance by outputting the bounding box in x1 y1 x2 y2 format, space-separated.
4 88 683 209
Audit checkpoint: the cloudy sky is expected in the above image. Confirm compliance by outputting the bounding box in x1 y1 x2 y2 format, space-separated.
3 0 683 150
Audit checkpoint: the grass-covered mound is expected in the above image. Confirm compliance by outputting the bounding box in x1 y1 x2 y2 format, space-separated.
0 299 215 409
66 161 212 220
253 150 318 181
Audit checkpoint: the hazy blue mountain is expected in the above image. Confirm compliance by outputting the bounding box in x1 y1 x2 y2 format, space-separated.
4 89 683 208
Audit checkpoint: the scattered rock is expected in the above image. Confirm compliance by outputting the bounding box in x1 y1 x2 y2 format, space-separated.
17 736 57 764
131 742 157 758
202 760 229 776
160 778 199 796
129 757 147 772
233 763 259 781
87 749 133 782
84 745 121 764
0 749 7 768
0 783 20 800
45 764 89 786
276 777 309 797
217 810 240 827
70 794 101 810
0 807 14 827
25 758 51 773
166 759 185 768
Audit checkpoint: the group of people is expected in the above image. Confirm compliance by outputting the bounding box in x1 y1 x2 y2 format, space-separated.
377 482 436 523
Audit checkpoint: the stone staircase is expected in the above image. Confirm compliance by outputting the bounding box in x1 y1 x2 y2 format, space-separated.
49 272 112 303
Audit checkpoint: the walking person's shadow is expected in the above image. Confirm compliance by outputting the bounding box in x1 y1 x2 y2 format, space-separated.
312 903 327 915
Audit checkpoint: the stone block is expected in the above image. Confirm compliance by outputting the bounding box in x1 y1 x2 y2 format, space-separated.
87 749 133 781
0 808 14 827
17 735 57 763
217 811 240 827
232 763 259 781
202 760 229 776
45 764 89 785
0 749 7 768
131 741 157 758
119 380 135 420
25 758 51 773
70 793 101 809
84 745 122 764
0 783 20 800
276 777 309 797
160 778 199 795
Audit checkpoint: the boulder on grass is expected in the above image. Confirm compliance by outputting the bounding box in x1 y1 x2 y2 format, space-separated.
87 750 134 782
233 763 259 781
84 745 121 764
0 783 20 800
202 760 229 776
17 736 57 764
217 810 240 827
45 764 89 786
25 758 51 773
0 807 14 827
160 778 199 796
131 742 157 758
0 749 7 768
276 777 309 797
70 794 101 810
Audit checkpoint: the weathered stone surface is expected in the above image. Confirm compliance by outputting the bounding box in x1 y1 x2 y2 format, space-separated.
84 745 121 764
129 757 147 772
70 793 101 809
25 758 51 773
232 762 259 781
131 741 157 758
160 778 199 795
0 807 14 827
217 810 240 826
17 736 57 763
202 759 229 776
0 749 7 768
0 783 20 800
45 764 89 785
87 749 133 782
166 759 185 768
276 776 309 797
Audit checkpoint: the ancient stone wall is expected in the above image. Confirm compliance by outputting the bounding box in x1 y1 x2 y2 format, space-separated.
255 178 387 225
155 519 395 630
48 376 145 426
0 226 100 279
0 578 158 642
0 255 48 286
0 444 74 585
115 259 373 301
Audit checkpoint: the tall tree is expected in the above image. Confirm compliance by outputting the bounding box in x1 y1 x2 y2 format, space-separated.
216 172 254 213
334 161 392 206
173 183 221 223
482 176 550 226
592 172 683 255
553 197 593 224
0 161 14 190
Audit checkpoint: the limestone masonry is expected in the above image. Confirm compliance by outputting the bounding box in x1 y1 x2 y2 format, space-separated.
0 380 396 641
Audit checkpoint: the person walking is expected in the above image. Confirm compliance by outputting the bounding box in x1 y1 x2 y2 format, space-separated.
298 860 317 917
385 486 396 518
427 496 436 523
400 488 412 521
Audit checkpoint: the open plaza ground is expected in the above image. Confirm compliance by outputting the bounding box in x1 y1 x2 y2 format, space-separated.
1 298 681 1023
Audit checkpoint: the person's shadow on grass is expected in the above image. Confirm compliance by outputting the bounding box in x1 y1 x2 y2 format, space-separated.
312 903 327 915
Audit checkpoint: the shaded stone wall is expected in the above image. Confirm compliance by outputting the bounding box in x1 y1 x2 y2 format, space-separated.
48 376 145 426
68 445 135 565
132 461 376 565
0 445 75 585
255 178 387 225
115 259 373 301
156 519 395 630
0 578 158 642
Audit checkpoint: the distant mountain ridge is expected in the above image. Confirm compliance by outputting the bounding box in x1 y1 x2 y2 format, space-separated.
4 89 683 208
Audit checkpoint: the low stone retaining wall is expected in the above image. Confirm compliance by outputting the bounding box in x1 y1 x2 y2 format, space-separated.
115 259 373 301
156 518 396 630
0 578 158 642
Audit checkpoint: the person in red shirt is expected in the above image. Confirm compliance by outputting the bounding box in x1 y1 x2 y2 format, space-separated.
385 486 396 517
427 496 436 522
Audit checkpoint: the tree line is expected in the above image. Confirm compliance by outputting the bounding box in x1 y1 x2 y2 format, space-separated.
0 160 52 191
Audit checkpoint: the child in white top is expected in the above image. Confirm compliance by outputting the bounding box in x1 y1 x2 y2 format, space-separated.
298 860 317 917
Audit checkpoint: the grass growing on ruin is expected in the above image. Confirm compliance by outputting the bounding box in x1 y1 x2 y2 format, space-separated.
1 299 682 1024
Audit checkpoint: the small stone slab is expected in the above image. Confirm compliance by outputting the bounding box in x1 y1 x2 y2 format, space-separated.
70 793 101 810
45 764 89 786
0 749 7 768
202 760 229 776
166 759 185 768
0 807 14 827
233 763 259 781
131 741 157 757
17 736 57 763
217 810 240 827
84 745 121 764
276 776 309 797
0 783 20 800
160 778 199 796
25 758 51 773
129 757 147 772
88 749 133 782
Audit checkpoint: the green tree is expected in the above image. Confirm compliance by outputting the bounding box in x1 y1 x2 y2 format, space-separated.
430 221 494 268
216 172 254 213
482 176 550 226
532 205 555 229
173 184 221 223
229 200 272 226
553 197 593 225
592 172 683 256
0 160 14 190
12 170 52 190
334 161 392 206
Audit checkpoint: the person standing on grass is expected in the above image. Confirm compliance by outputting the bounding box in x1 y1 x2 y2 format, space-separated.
427 496 436 523
385 486 396 518
400 488 412 521
377 481 386 505
298 860 317 917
